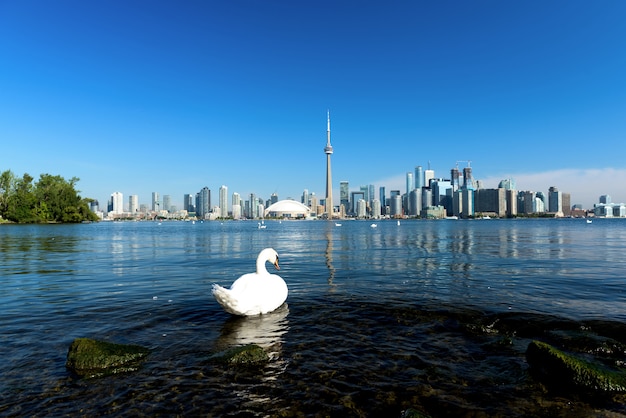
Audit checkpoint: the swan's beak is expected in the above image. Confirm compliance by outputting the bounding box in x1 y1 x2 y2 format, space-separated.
273 257 280 271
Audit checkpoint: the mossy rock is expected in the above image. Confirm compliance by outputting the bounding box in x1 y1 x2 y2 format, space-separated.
526 340 626 395
400 409 432 418
66 337 150 378
212 344 269 367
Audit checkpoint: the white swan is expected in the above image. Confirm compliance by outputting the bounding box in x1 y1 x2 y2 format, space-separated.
212 248 288 316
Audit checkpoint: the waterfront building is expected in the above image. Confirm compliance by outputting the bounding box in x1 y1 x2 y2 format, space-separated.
232 204 241 220
219 185 228 218
301 189 309 207
371 199 381 219
340 181 349 210
350 191 365 216
475 188 507 218
450 167 460 192
431 179 452 207
152 192 159 211
498 178 516 190
129 194 139 214
270 193 278 205
600 195 612 204
415 166 424 189
390 194 402 217
309 194 318 214
518 191 536 214
360 185 370 204
562 193 571 217
548 186 562 215
408 189 422 217
421 188 433 210
406 172 413 196
379 186 386 214
594 203 626 217
356 199 367 218
196 187 211 219
461 188 474 218
506 189 518 217
265 199 311 219
110 192 123 215
424 169 435 188
248 193 258 219
422 205 446 219
324 110 334 218
163 195 171 212
184 194 195 213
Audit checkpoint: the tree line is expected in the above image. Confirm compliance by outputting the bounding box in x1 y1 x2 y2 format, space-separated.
0 170 99 223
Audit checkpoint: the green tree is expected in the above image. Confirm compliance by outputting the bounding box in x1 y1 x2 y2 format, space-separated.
0 169 16 219
0 170 98 223
5 173 38 223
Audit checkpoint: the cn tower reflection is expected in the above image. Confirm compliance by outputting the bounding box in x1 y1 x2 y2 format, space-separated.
325 224 336 287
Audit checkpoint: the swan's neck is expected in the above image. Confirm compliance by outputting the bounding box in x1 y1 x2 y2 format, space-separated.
256 256 268 274
256 251 270 275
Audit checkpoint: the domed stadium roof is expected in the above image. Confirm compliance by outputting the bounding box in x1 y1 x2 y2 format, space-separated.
264 200 311 218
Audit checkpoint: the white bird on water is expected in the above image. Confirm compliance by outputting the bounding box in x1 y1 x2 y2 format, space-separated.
212 248 288 316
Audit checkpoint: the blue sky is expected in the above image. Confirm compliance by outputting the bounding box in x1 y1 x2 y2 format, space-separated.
1 1 625 210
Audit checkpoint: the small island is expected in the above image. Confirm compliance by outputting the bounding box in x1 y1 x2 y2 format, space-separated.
0 170 98 224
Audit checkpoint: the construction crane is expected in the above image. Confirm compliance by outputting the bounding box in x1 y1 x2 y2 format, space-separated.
455 160 472 169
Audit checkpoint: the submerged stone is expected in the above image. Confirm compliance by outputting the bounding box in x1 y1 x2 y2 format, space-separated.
526 340 626 395
66 337 150 378
212 344 269 366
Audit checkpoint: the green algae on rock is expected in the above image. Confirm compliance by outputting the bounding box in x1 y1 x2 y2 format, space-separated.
66 338 150 378
526 340 626 395
212 344 269 367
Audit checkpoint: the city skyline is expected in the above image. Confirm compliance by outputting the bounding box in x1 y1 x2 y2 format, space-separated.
2 2 626 210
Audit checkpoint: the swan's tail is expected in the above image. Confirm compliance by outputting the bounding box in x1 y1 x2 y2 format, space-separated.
212 284 241 315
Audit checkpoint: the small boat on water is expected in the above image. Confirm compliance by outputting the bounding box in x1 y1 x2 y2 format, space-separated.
370 223 377 228
586 219 593 224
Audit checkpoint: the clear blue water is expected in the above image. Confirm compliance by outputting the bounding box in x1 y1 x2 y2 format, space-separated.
1 219 626 416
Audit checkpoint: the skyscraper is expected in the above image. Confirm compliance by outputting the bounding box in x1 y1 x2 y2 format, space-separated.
196 187 210 219
415 166 424 189
324 110 334 218
219 185 228 218
129 194 139 213
232 192 241 220
110 192 123 215
406 172 414 196
339 181 349 211
184 194 195 213
152 192 159 211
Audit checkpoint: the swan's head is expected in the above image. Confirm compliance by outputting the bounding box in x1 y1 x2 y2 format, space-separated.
259 247 280 271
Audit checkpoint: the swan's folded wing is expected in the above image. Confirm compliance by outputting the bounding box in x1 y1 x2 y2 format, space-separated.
212 284 244 315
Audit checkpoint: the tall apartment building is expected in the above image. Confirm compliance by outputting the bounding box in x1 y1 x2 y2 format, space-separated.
219 185 228 218
152 192 159 211
196 187 211 219
183 194 195 213
110 192 123 214
340 181 349 210
129 194 139 213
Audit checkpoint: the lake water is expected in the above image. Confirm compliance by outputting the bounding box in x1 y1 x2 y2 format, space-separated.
1 219 626 416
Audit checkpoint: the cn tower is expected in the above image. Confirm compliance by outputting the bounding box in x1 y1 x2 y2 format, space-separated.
324 110 333 219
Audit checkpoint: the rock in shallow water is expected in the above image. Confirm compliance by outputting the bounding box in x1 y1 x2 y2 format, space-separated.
66 337 150 378
526 340 626 396
212 344 269 366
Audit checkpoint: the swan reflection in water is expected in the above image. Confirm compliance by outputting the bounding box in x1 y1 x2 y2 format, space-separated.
215 304 290 361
